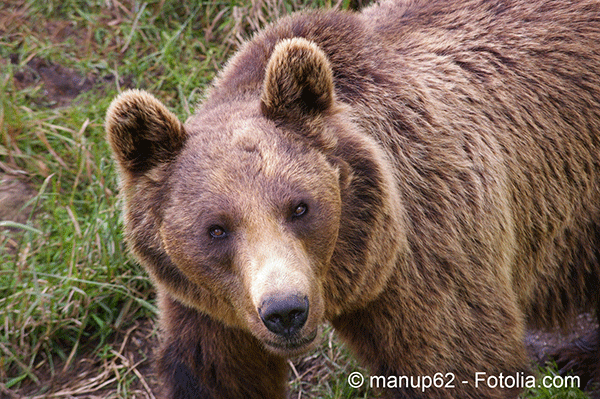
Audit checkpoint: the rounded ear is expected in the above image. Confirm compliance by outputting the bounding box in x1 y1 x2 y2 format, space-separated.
260 38 335 123
105 89 186 178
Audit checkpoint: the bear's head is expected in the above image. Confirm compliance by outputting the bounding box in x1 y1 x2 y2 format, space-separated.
106 38 402 357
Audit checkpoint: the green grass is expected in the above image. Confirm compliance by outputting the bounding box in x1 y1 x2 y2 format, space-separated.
523 365 590 399
0 0 594 398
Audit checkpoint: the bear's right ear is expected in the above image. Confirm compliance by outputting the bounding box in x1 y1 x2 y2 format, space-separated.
105 89 186 177
260 38 335 124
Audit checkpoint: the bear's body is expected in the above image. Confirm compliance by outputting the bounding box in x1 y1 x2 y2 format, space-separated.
106 0 600 397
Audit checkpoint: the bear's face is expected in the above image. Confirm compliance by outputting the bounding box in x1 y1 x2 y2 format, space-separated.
106 38 357 356
160 108 342 355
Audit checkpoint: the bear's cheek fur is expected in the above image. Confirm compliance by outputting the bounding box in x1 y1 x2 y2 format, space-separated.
158 218 244 319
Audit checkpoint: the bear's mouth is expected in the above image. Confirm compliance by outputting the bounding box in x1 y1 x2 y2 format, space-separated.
264 328 318 354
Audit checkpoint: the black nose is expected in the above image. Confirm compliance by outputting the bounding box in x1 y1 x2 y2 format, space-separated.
259 295 309 337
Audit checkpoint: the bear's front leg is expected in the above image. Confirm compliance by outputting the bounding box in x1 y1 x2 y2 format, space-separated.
156 294 289 399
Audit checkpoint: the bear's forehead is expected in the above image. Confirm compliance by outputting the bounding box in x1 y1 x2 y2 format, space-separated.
229 121 271 156
212 119 285 174
179 107 336 195
181 119 298 186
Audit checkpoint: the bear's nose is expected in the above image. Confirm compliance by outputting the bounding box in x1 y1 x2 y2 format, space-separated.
259 294 309 337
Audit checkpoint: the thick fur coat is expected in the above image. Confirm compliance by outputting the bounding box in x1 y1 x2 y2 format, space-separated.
106 0 600 397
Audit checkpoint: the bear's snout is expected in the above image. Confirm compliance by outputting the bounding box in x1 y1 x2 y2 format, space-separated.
258 294 309 337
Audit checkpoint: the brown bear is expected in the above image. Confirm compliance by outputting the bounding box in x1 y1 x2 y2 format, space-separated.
105 0 600 398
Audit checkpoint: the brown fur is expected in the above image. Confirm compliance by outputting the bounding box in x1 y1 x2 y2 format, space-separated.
106 0 600 398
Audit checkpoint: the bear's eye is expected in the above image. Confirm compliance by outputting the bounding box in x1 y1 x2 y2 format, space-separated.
209 225 227 239
292 203 308 218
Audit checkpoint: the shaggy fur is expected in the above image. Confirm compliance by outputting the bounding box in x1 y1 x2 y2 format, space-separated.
106 0 600 398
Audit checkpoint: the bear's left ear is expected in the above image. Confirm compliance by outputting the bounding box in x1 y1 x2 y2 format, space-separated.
260 38 335 123
105 89 187 179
